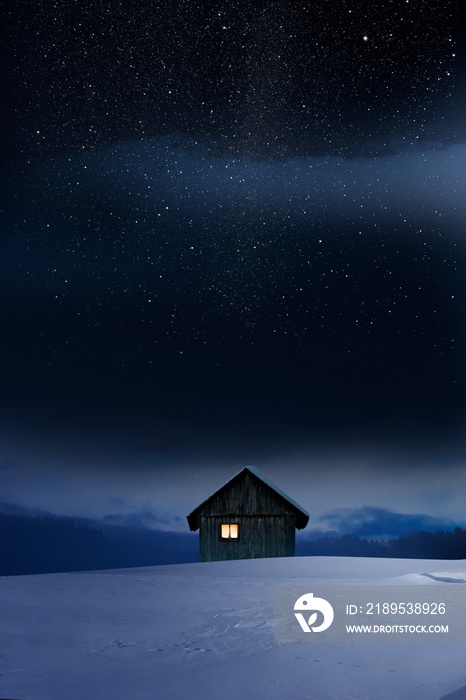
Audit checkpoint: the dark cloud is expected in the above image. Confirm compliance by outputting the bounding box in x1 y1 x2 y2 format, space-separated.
0 499 186 535
0 501 35 515
0 500 52 517
306 506 458 539
101 509 185 532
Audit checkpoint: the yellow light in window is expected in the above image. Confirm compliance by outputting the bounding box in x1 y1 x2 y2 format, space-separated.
221 524 230 539
230 524 239 538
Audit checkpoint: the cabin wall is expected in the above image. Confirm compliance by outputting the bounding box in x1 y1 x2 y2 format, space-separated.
199 515 295 561
200 517 297 566
196 471 301 562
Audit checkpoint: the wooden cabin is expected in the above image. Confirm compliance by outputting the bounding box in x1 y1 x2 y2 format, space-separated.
187 466 309 562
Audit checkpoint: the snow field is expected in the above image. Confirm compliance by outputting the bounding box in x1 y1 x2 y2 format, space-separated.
1 556 466 699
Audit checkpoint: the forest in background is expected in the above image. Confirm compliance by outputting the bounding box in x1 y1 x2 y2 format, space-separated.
2 512 466 576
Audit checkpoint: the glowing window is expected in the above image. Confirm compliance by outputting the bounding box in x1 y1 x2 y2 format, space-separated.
221 523 239 539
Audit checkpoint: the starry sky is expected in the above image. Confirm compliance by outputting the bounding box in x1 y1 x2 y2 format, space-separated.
2 0 466 537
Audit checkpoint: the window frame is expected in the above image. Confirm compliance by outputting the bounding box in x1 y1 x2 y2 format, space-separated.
220 523 240 541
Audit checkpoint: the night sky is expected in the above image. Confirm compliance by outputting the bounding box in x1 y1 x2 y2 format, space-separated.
2 0 466 538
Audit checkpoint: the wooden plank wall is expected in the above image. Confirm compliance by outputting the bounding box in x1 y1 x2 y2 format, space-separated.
200 515 295 561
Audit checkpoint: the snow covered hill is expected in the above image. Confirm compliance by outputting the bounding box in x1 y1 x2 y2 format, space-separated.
2 556 466 700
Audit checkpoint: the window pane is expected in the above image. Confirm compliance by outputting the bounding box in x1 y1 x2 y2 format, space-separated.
221 524 230 539
230 524 239 538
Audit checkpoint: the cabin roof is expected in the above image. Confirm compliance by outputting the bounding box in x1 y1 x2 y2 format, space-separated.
187 465 309 531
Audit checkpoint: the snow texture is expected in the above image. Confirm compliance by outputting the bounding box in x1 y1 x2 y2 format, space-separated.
1 556 466 700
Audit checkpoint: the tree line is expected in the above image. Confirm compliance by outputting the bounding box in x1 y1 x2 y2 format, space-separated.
0 512 198 575
296 528 466 559
2 512 465 576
